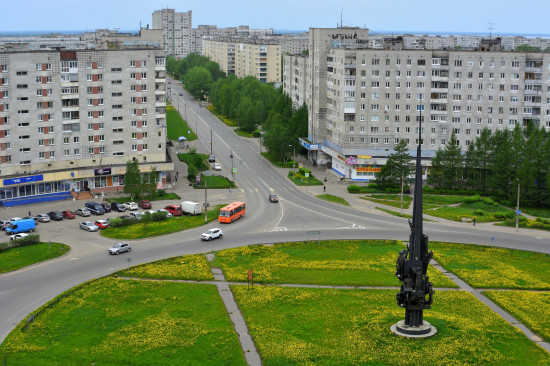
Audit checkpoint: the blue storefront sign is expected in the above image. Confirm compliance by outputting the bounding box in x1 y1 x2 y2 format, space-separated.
3 175 44 186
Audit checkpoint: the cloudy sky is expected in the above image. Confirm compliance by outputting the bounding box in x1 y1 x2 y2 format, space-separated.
2 0 549 36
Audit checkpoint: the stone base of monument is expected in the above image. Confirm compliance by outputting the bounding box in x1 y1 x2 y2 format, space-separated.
390 320 437 338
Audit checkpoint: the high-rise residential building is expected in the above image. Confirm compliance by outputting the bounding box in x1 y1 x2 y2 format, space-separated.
152 8 192 59
203 38 281 83
0 48 173 206
284 27 550 181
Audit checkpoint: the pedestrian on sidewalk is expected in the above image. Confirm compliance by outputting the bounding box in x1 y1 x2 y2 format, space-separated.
28 210 31 216
323 185 326 192
473 216 476 226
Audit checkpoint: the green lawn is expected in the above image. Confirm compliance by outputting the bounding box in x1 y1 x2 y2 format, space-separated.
375 206 412 218
213 240 456 288
101 205 225 239
117 254 214 281
483 290 550 343
0 278 246 365
232 286 550 365
361 196 412 209
0 242 70 274
425 201 513 222
431 241 550 289
166 105 196 141
315 194 350 206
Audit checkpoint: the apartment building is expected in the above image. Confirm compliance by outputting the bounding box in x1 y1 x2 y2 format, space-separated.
284 27 550 181
152 8 192 59
203 38 281 83
0 48 173 206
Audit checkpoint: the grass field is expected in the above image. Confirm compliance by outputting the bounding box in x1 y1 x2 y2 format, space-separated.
101 205 225 239
425 201 512 222
213 240 456 288
0 242 70 274
117 254 214 281
232 286 550 365
0 278 246 365
315 194 350 206
431 241 550 289
166 105 196 141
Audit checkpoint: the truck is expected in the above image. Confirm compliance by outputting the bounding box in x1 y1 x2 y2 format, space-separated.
181 201 202 215
5 218 36 235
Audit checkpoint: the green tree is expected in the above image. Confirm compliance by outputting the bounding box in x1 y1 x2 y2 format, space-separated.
441 132 464 189
184 66 212 100
123 159 142 201
376 139 412 189
142 167 157 198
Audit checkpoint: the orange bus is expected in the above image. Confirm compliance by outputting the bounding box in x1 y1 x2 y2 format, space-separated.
218 201 246 223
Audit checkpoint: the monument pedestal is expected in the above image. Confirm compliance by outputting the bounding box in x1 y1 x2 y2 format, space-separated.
391 320 437 338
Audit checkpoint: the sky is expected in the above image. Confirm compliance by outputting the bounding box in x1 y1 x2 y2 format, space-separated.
2 0 550 36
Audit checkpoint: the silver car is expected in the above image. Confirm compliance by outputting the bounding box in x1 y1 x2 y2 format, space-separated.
79 221 99 232
76 208 92 217
35 213 51 223
108 242 132 255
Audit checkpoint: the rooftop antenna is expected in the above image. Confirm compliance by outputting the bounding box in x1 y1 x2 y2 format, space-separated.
341 9 343 28
488 23 494 42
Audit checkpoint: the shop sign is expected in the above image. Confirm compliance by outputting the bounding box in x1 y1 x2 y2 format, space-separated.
358 155 372 159
337 154 345 161
4 175 44 185
94 167 111 176
356 167 381 173
345 156 357 165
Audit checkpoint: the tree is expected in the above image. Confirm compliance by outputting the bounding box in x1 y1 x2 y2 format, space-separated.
123 159 142 201
142 167 157 198
441 132 464 189
376 139 411 189
184 66 212 100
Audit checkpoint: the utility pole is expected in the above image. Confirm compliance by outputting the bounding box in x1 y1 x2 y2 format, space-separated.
230 149 234 184
210 129 213 155
289 144 296 180
400 170 404 214
204 173 208 222
516 181 520 231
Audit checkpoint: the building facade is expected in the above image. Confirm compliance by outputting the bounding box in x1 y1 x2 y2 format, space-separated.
284 28 550 181
152 8 192 59
0 48 173 206
203 38 281 83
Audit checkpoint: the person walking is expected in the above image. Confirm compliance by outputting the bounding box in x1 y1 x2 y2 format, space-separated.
473 216 476 226
323 185 326 192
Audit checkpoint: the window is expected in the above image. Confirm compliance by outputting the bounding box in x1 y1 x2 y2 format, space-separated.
454 60 462 67
371 81 379 88
417 59 426 65
372 59 379 65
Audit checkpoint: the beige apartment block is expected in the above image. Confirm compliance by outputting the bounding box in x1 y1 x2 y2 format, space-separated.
203 38 281 83
0 48 173 206
152 8 192 59
284 27 550 181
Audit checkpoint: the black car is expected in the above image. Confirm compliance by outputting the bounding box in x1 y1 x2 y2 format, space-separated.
47 211 64 221
101 202 112 213
111 202 126 212
269 194 279 203
85 202 105 215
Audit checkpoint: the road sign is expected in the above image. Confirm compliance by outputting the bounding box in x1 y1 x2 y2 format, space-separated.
305 173 310 178
299 163 303 168
232 168 237 173
516 210 521 214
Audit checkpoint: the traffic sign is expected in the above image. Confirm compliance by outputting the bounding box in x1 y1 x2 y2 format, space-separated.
232 168 237 173
299 163 303 168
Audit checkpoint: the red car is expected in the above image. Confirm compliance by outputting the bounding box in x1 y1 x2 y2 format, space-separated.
164 205 183 216
94 220 109 229
138 200 152 209
62 210 76 219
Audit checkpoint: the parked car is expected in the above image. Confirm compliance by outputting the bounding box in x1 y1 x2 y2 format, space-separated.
23 215 39 224
129 212 143 220
0 220 10 230
34 214 51 223
208 155 216 162
164 205 183 216
213 163 221 171
47 211 64 221
138 200 152 209
108 242 131 255
179 92 183 96
201 228 223 241
79 221 99 232
94 219 109 229
123 202 138 211
75 208 92 217
10 233 29 241
151 209 172 217
62 210 76 219
5 219 36 234
85 202 105 215
269 193 279 203
111 202 126 212
101 202 112 213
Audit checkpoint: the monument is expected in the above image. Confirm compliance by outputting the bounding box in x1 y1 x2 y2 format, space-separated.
391 110 437 338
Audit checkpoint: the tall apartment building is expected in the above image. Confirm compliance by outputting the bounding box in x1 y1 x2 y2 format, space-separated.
152 8 192 59
284 27 550 181
192 25 274 55
203 38 281 83
0 48 173 206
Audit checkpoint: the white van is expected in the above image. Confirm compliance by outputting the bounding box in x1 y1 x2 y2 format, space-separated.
181 201 201 215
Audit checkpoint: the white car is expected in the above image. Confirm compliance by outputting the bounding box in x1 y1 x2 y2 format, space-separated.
10 233 29 241
123 202 138 211
108 242 131 255
79 221 99 232
75 208 91 217
213 163 221 171
129 212 143 220
201 228 223 241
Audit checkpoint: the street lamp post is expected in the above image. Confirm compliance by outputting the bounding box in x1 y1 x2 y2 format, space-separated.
230 149 234 184
210 129 213 155
516 181 521 232
289 144 296 181
204 172 208 223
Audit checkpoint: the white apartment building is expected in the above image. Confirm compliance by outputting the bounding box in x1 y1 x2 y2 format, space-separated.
0 48 173 206
203 38 281 83
284 27 550 181
152 8 192 59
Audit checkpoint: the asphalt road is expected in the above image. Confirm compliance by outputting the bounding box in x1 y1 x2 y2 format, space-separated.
1 83 549 344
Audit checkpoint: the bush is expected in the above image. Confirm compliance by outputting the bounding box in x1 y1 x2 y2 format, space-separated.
109 217 138 228
187 165 198 179
157 190 166 197
500 200 513 207
464 195 481 204
474 209 484 216
348 185 361 193
481 197 497 206
0 234 40 252
151 211 168 221
140 212 153 224
368 183 380 189
495 211 515 220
